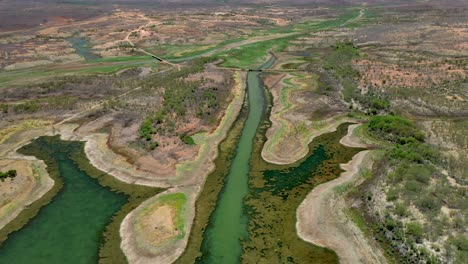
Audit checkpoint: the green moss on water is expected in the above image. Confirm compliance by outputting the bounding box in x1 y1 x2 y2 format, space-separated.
243 122 362 263
0 136 163 264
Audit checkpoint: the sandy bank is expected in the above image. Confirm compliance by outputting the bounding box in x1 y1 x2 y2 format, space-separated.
0 122 56 231
262 115 354 165
296 124 386 264
260 70 353 165
339 123 369 148
0 157 53 231
121 186 198 264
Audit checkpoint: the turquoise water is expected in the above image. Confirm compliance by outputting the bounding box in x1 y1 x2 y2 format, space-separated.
196 57 275 264
0 137 127 263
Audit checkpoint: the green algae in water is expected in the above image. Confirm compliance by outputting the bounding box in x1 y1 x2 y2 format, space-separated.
243 123 362 263
0 136 127 263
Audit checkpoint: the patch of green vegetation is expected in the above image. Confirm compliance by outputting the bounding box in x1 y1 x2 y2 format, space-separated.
0 61 151 87
344 8 376 29
149 141 159 150
5 96 79 114
77 63 146 74
180 134 195 145
368 115 425 143
151 192 187 239
216 37 292 68
162 37 246 61
323 41 361 102
0 104 7 113
324 41 360 77
448 236 468 262
406 222 424 242
139 116 156 141
0 170 17 181
89 56 152 63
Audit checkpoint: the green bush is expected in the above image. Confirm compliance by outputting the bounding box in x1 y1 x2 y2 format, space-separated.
387 188 399 201
406 222 424 242
406 164 433 184
0 104 8 113
416 195 441 213
149 141 159 150
394 203 409 217
450 235 468 251
180 134 195 145
0 170 17 181
370 97 390 110
404 180 422 193
368 115 425 143
139 117 155 140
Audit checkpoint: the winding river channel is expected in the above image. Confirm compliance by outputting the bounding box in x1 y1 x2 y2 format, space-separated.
0 137 127 263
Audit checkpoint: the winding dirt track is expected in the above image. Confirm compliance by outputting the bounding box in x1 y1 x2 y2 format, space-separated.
296 125 387 264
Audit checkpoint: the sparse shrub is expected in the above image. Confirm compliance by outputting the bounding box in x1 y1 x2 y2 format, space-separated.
447 235 468 263
404 180 421 193
416 195 441 213
406 164 433 184
406 222 424 242
0 104 8 113
387 188 399 201
394 203 409 217
149 141 159 150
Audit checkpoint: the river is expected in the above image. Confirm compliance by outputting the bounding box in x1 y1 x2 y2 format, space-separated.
195 57 275 264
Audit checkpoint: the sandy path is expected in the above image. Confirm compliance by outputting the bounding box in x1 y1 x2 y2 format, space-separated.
296 124 387 264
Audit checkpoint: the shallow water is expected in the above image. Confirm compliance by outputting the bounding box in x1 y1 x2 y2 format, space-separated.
0 137 127 264
68 37 100 61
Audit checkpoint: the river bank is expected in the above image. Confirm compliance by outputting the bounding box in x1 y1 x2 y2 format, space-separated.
296 124 387 264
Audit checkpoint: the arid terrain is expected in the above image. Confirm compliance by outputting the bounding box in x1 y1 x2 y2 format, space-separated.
0 0 466 263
